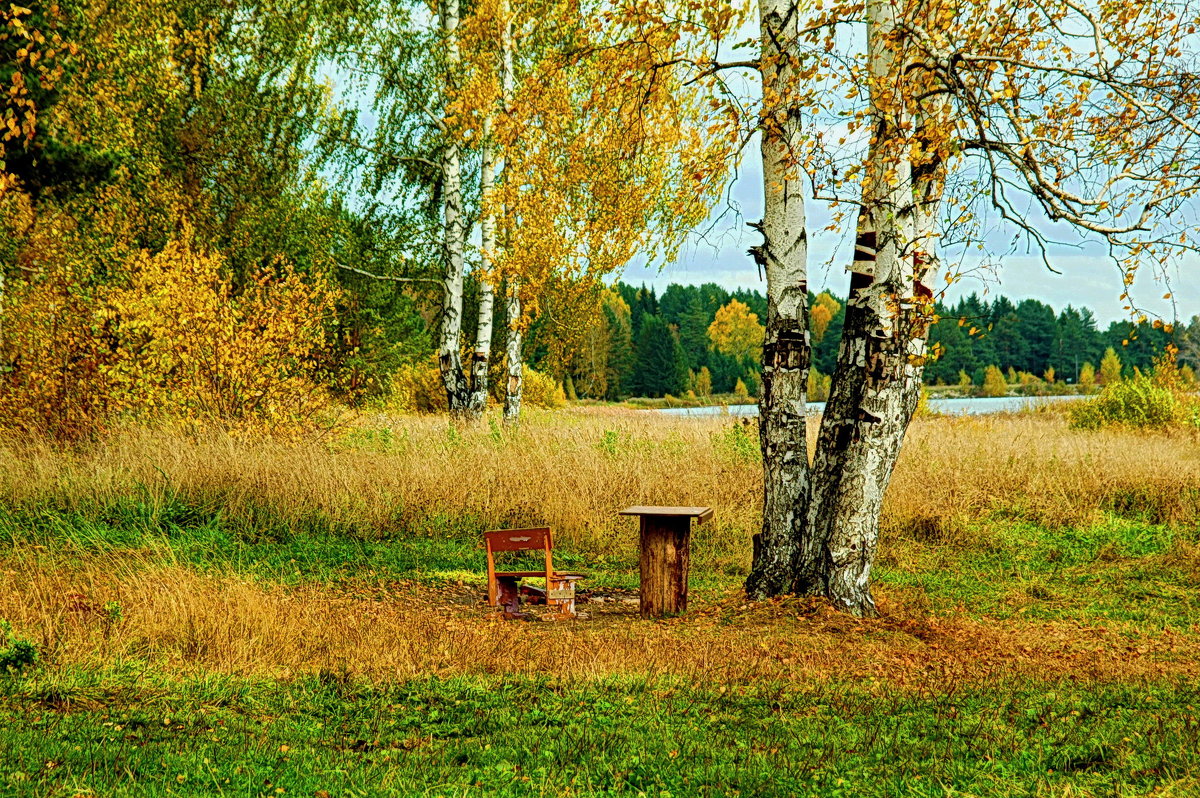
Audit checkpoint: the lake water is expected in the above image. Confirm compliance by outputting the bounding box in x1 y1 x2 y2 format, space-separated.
657 394 1088 417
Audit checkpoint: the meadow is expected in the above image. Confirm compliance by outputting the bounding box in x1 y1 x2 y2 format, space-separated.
0 407 1198 797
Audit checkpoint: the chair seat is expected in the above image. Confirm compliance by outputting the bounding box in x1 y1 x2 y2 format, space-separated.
495 571 586 579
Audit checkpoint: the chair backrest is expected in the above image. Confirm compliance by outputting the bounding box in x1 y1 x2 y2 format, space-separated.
485 527 552 554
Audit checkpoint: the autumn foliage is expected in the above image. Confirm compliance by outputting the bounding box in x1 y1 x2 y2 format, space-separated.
0 232 337 438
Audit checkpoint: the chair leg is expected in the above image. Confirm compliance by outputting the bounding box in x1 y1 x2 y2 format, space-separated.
495 576 521 615
547 577 577 617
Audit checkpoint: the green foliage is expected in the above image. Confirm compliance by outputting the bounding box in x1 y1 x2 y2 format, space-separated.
1079 361 1096 391
807 367 831 401
1099 347 1123 385
712 420 760 464
1069 373 1186 430
630 316 688 398
923 295 1177 387
0 621 36 675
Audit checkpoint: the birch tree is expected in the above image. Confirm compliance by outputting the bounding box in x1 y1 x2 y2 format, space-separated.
473 0 735 421
743 0 1200 614
744 0 813 597
435 0 478 418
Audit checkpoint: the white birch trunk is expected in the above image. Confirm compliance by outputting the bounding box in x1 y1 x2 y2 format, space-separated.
503 280 523 422
437 0 471 417
497 0 523 425
468 113 499 418
745 0 811 599
803 0 917 616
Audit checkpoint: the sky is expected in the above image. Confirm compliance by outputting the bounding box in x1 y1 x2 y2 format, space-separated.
620 134 1199 327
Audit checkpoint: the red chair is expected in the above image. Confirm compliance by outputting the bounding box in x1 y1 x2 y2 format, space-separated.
484 527 583 617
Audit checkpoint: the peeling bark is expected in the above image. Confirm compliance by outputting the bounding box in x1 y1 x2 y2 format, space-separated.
468 85 501 417
745 0 811 600
495 1 522 426
802 0 944 616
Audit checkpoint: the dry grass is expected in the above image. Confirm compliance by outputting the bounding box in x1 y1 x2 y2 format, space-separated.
1 408 1197 562
3 552 1197 689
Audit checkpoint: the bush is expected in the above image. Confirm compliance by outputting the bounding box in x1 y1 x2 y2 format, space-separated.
0 237 337 437
391 360 564 413
0 621 37 675
390 357 448 413
521 366 566 409
1069 373 1185 430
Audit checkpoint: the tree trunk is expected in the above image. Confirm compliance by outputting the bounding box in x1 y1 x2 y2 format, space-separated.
503 280 523 422
468 103 500 417
468 283 494 417
802 0 924 616
494 0 521 425
745 0 811 599
437 0 471 418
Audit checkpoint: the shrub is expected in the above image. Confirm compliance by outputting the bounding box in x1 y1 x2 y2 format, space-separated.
0 237 337 437
1069 373 1184 430
980 365 1008 398
391 361 564 413
521 366 566 409
0 620 37 675
390 357 447 413
712 419 760 464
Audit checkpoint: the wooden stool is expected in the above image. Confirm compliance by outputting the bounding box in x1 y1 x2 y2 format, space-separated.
619 506 714 617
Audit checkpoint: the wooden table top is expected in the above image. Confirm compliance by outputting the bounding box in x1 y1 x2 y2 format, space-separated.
619 506 714 523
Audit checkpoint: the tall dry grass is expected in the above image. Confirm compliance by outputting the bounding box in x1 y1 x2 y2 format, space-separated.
1 408 1198 562
3 408 1198 687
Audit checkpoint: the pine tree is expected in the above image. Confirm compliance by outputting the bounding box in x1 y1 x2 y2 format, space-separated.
602 293 635 400
630 316 687 397
1099 347 1123 385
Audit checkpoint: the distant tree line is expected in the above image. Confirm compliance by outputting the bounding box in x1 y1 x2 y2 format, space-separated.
533 282 1193 400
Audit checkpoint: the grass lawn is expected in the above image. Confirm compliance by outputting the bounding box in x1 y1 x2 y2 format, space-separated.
1 411 1199 796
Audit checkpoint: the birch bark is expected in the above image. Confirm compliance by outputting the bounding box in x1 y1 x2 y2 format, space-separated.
503 280 523 422
497 0 523 425
468 110 499 417
745 0 812 599
803 0 935 615
437 0 471 418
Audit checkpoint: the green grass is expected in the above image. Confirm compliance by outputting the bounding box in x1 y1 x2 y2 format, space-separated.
1 668 1197 797
4 493 1198 615
3 492 1200 795
0 500 741 593
877 517 1200 628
